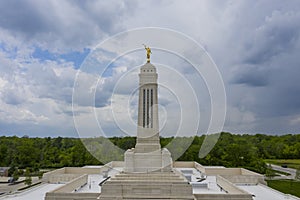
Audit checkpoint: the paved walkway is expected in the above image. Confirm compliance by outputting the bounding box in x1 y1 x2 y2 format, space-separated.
268 164 297 179
0 177 40 194
0 183 63 200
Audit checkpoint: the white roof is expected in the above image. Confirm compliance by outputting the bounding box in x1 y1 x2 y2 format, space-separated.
2 167 299 200
176 167 226 194
75 174 103 193
75 167 122 193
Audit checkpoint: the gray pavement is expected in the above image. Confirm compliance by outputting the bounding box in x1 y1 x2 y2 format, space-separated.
268 164 297 179
0 177 40 195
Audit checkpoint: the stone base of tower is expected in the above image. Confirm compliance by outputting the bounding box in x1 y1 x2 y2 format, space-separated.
98 171 195 200
124 148 172 173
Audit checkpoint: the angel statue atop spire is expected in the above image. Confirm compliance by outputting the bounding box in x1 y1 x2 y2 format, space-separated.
143 44 152 63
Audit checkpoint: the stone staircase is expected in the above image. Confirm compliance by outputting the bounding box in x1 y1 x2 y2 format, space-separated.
99 171 195 200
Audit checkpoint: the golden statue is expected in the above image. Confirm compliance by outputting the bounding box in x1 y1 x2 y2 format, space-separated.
143 44 152 63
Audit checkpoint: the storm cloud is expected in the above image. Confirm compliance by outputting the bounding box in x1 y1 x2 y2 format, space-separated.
0 0 300 136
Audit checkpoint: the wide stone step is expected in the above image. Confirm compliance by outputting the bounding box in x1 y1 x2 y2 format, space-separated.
111 178 185 182
115 173 181 177
108 181 188 185
99 172 194 200
117 172 179 175
111 177 185 180
100 197 195 200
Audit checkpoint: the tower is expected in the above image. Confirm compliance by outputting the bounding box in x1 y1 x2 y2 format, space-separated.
99 46 194 200
135 62 161 153
124 46 172 173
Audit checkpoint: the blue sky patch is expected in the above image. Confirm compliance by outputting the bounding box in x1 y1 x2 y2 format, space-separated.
32 47 90 68
0 42 18 59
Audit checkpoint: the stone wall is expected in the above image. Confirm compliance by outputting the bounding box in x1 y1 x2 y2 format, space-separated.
221 174 265 185
205 168 242 175
65 167 107 174
42 166 109 184
48 174 81 184
109 161 124 167
216 175 249 194
45 193 99 200
173 161 195 168
194 193 253 200
45 174 98 200
196 166 266 185
50 174 88 193
42 168 66 183
241 168 258 175
194 162 206 172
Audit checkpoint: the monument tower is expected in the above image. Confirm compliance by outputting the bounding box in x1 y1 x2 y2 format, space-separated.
99 45 194 199
124 45 172 172
135 45 160 153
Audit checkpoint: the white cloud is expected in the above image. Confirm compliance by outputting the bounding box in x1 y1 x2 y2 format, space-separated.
0 100 48 124
290 116 300 126
0 0 300 136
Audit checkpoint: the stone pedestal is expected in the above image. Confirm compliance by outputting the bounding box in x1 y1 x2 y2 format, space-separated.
124 148 172 173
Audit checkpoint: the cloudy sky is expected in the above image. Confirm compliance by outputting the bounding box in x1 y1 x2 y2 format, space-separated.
0 0 300 138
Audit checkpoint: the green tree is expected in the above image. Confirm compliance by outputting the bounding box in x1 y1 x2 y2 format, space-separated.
24 167 32 186
265 164 276 180
8 166 17 177
25 177 32 186
12 170 19 182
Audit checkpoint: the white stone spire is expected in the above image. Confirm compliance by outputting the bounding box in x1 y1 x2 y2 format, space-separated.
124 60 172 173
135 62 161 153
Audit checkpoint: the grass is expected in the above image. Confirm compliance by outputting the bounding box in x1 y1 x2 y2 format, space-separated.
265 159 300 169
267 179 300 198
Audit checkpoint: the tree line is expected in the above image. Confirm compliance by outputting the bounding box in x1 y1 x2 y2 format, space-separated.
0 132 299 174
